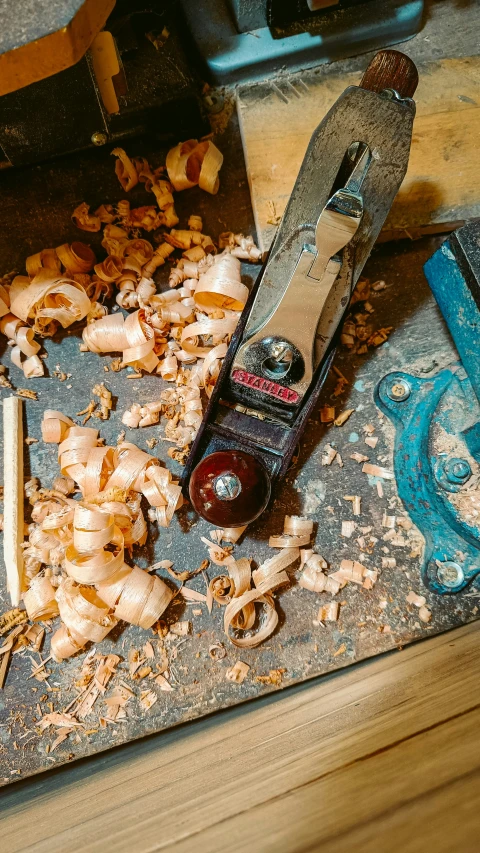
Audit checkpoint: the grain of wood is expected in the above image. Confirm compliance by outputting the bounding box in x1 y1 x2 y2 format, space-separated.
237 57 480 251
2 396 24 605
1 621 479 853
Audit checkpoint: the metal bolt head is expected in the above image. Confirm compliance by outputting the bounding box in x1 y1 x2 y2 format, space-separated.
444 457 472 485
436 560 464 589
387 380 410 402
213 472 242 501
203 92 225 114
91 131 108 146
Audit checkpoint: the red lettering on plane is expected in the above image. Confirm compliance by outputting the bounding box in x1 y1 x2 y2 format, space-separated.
232 369 299 404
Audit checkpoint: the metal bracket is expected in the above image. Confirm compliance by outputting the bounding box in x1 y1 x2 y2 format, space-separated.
376 368 480 594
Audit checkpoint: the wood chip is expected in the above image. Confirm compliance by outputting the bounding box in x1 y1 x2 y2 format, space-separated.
334 409 354 427
16 389 38 400
139 689 158 710
225 660 249 683
382 513 396 529
406 590 427 608
341 520 356 538
317 601 339 622
255 668 285 685
179 587 207 604
350 452 369 463
169 620 191 636
418 605 432 623
155 673 173 691
320 406 335 423
321 444 337 466
344 495 361 515
362 462 394 480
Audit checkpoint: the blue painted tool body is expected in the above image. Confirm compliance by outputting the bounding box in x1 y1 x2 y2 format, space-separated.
376 221 480 594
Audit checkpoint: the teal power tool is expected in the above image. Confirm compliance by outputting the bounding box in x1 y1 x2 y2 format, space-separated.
376 220 480 594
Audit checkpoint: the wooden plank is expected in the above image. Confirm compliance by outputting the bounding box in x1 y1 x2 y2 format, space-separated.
2 620 479 852
237 57 480 251
171 711 480 852
320 772 480 853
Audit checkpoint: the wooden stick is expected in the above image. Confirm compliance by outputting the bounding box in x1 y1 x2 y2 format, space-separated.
3 396 24 606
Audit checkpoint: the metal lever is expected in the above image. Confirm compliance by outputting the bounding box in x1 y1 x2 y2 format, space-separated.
310 144 371 280
235 144 371 400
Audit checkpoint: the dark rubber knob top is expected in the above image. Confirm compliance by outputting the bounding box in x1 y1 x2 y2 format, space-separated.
189 450 271 527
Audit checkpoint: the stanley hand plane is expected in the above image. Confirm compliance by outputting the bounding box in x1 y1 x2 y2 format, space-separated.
183 50 418 527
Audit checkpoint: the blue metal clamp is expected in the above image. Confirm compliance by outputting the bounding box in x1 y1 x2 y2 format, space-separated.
376 220 480 594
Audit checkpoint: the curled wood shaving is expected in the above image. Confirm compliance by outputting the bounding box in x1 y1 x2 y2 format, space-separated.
299 554 340 595
23 575 59 621
194 253 248 312
220 554 292 649
209 642 226 660
51 579 118 661
72 203 101 232
218 232 262 262
166 139 223 194
112 148 138 192
10 272 91 337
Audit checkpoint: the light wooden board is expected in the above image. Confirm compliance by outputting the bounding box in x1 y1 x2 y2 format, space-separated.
237 57 480 251
1 619 479 852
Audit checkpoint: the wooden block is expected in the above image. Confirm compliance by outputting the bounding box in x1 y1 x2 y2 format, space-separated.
237 57 480 251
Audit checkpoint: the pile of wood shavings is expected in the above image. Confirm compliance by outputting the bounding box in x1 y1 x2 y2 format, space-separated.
0 142 261 459
20 410 182 661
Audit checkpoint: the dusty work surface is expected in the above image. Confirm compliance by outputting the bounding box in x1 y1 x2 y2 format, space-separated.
0 113 478 784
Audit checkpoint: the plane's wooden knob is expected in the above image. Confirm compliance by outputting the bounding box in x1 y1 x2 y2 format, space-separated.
189 450 271 527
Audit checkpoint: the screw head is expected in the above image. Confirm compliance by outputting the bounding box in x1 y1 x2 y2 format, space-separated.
387 380 410 402
91 131 108 146
213 472 242 501
436 560 464 589
444 457 472 485
189 450 271 526
262 339 294 379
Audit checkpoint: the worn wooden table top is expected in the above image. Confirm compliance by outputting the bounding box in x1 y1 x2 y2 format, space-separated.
2 618 479 852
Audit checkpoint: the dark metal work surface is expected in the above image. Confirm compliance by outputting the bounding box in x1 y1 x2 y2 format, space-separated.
0 3 207 166
0 107 478 784
0 1 86 54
